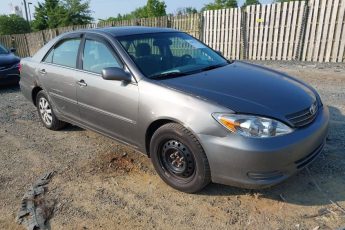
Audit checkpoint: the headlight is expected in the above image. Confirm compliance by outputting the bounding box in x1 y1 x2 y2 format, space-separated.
11 63 20 69
212 113 293 138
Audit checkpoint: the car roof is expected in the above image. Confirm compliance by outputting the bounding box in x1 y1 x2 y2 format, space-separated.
76 26 179 37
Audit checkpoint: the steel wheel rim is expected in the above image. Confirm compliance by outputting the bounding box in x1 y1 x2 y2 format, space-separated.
39 97 52 126
160 140 195 180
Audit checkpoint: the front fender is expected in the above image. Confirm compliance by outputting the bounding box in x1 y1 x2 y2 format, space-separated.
136 80 232 154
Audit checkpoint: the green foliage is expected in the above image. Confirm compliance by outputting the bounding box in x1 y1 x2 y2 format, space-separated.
176 7 198 15
132 6 149 18
61 0 93 26
146 0 167 17
31 0 63 30
31 3 48 30
31 0 93 31
104 0 167 22
0 14 31 35
103 13 133 22
202 0 238 11
243 0 261 7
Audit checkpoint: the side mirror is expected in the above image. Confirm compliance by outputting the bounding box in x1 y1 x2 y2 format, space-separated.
101 67 132 82
10 48 16 53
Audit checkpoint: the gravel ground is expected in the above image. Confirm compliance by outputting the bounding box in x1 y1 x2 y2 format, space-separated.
0 62 345 230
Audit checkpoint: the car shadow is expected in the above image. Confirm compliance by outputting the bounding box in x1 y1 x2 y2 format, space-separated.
199 105 345 207
63 125 84 132
0 84 20 92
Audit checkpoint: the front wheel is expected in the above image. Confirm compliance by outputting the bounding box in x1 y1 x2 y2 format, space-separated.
150 123 211 193
36 91 67 130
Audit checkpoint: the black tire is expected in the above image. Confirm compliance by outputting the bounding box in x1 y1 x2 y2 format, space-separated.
150 123 211 193
36 91 67 130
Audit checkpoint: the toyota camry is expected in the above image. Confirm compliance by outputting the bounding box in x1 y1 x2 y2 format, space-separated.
19 27 329 193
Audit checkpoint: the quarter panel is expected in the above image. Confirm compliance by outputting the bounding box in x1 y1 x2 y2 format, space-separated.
19 58 40 103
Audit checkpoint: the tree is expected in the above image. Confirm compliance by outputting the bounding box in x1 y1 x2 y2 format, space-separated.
31 3 47 30
103 13 133 22
61 0 93 26
146 0 166 17
0 14 31 35
176 7 198 15
243 0 261 7
202 0 238 11
132 6 149 18
31 0 93 31
104 0 167 22
31 0 66 30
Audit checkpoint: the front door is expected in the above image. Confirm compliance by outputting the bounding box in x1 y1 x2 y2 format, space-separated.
76 35 139 145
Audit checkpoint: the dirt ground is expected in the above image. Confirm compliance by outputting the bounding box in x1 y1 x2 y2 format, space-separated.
1 62 345 230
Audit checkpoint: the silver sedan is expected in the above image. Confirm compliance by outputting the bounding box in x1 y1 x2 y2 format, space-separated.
20 27 329 193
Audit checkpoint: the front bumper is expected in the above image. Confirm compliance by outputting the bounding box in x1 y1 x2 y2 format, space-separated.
198 106 330 189
0 68 20 86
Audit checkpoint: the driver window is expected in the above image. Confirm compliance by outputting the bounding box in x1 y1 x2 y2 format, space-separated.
83 39 122 74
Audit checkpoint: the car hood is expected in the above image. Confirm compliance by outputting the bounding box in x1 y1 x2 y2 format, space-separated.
159 61 316 121
0 54 20 67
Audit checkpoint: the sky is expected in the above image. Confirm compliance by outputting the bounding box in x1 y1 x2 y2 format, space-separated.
1 0 272 21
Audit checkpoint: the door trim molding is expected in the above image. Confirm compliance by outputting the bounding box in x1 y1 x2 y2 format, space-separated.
78 101 137 125
50 92 78 105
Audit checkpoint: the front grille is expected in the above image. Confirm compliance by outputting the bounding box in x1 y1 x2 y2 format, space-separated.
295 142 325 169
286 102 318 127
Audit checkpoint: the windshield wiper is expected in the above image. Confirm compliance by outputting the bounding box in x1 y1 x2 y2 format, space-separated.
150 71 189 79
200 63 228 72
150 62 231 79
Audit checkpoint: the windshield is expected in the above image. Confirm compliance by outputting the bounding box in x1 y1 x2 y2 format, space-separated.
117 32 229 79
0 45 9 55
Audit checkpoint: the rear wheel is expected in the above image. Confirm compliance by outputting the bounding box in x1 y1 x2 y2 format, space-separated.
150 123 211 193
36 91 67 130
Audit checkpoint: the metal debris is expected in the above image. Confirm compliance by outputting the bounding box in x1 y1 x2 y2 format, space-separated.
16 172 55 230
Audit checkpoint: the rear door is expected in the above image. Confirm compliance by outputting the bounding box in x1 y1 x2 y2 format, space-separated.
75 34 139 145
38 35 82 120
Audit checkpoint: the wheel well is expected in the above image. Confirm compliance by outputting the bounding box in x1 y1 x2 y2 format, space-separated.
32 86 43 106
145 119 175 156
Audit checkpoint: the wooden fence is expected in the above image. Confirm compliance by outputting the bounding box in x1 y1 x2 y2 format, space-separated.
301 0 345 62
202 0 345 62
203 8 242 60
245 1 306 61
1 0 344 62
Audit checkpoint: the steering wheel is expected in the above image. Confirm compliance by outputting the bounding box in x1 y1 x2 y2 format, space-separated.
177 54 193 66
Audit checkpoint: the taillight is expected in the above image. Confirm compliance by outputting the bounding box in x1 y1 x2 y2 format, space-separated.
18 63 21 72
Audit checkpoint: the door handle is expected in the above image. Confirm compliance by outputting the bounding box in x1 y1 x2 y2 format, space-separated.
77 79 87 87
39 69 46 75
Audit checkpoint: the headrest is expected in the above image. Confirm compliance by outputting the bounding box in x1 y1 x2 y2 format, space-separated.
136 43 151 57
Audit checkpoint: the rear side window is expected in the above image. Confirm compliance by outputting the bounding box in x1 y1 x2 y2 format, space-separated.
43 38 81 68
82 39 122 74
44 49 54 63
53 39 81 68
